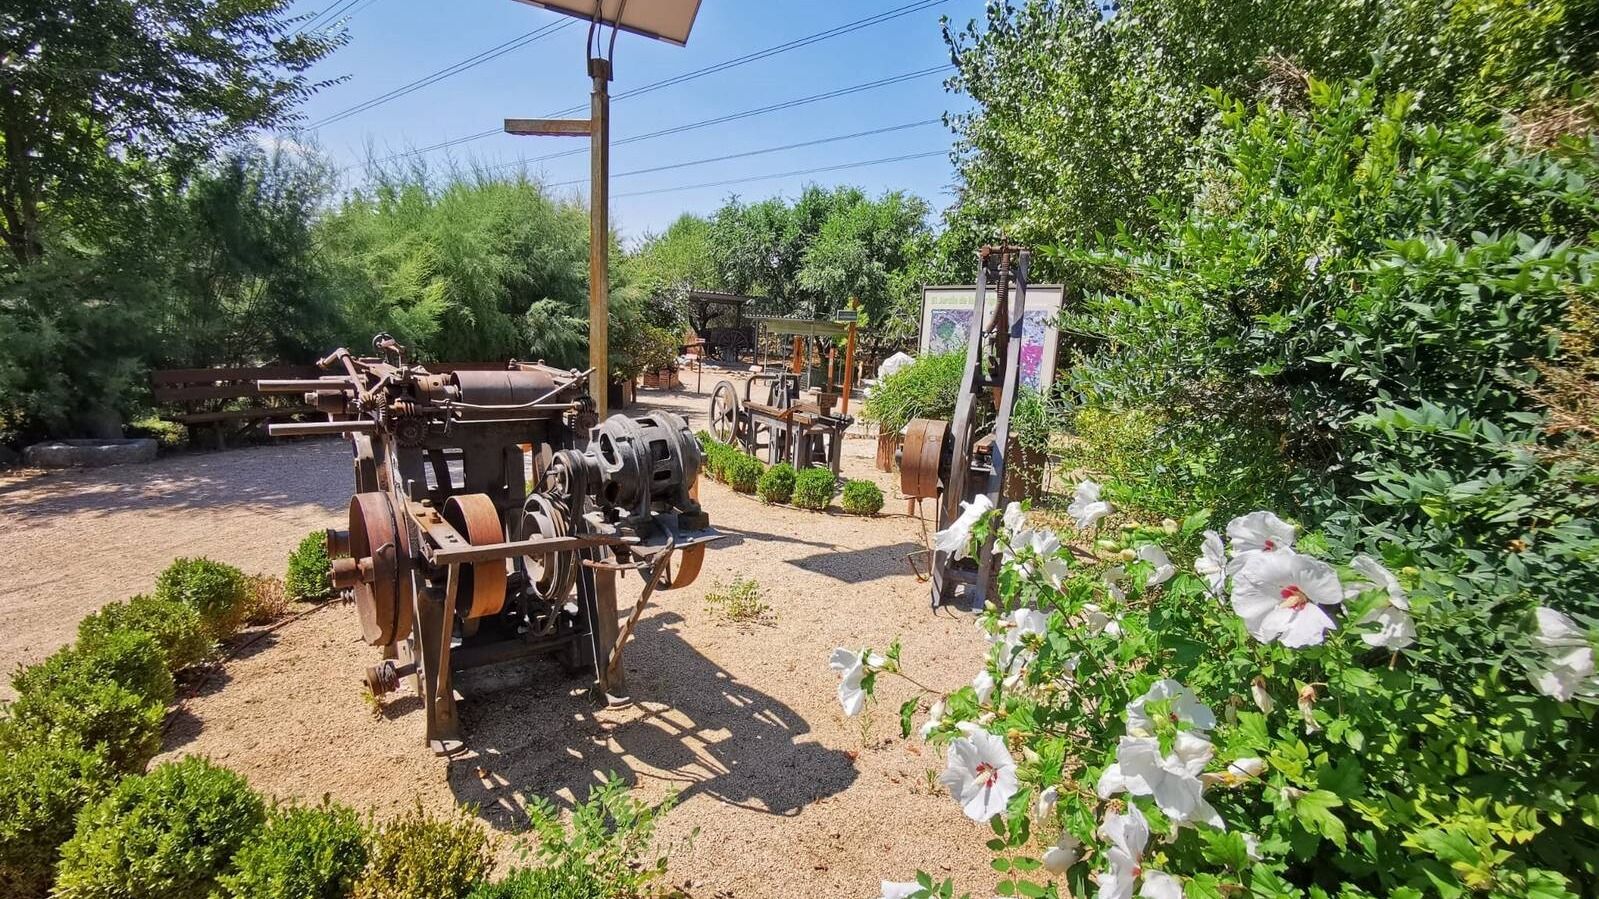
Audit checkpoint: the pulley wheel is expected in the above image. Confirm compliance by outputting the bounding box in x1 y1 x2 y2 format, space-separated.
654 542 706 590
348 492 412 646
351 433 382 493
514 493 577 604
901 418 950 499
441 493 508 619
708 381 739 444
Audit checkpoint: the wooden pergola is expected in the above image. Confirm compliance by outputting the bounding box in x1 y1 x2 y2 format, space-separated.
749 312 861 414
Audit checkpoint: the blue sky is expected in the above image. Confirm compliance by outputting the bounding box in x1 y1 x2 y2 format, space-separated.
283 0 985 241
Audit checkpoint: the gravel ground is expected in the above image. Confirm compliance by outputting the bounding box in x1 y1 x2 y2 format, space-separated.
2 373 997 898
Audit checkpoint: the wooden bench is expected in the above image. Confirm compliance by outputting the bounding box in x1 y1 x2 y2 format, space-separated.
150 364 324 449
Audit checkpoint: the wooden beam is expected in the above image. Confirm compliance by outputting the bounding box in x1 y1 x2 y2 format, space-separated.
504 117 592 136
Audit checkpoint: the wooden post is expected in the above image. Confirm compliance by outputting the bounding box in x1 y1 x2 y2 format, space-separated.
790 335 804 374
588 59 611 419
840 320 858 414
827 346 836 391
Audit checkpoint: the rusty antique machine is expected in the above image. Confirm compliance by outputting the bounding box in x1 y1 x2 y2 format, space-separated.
900 246 1034 608
707 372 853 475
258 335 715 754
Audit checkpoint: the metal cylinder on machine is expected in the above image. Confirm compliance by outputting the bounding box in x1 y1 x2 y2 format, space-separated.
588 411 703 513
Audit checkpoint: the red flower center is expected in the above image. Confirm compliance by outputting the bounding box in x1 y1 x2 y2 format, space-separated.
975 762 999 786
1263 539 1277 551
1279 584 1309 610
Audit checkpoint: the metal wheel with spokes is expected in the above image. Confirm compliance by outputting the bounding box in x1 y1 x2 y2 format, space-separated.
708 380 739 444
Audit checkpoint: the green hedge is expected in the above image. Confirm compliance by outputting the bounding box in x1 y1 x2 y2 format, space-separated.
284 534 333 602
351 804 490 899
791 468 836 511
77 595 213 674
53 756 266 899
0 745 117 899
724 453 764 493
14 631 174 710
153 558 250 640
220 799 369 899
840 479 885 516
756 462 796 504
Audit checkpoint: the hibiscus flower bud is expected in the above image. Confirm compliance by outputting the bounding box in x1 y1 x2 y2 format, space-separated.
1224 695 1243 724
1282 786 1305 801
1298 684 1320 734
979 711 996 726
1035 785 1059 819
1005 728 1026 751
1022 746 1041 765
1251 677 1274 714
1095 539 1120 553
1161 518 1179 535
1118 548 1137 562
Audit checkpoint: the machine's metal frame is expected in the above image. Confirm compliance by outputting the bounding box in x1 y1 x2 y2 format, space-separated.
261 336 715 754
900 246 1032 607
706 372 853 475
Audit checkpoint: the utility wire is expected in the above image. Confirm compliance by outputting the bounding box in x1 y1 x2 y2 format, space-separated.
289 0 361 37
369 0 951 165
307 20 573 129
531 119 942 187
463 65 951 176
612 150 948 199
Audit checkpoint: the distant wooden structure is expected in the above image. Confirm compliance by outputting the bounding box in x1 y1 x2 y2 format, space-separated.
685 290 755 363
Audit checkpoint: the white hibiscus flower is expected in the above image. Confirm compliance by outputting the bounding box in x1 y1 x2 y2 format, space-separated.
828 647 884 717
1530 606 1598 701
1194 529 1227 596
1035 785 1059 820
1136 543 1176 586
1097 805 1180 899
1083 603 1122 638
1127 679 1216 737
1068 479 1113 529
878 881 922 899
1229 550 1343 647
1200 756 1266 787
1345 554 1416 650
972 668 996 704
1225 510 1296 564
937 726 1019 821
1041 829 1079 874
1096 733 1225 829
932 494 994 561
1347 554 1407 608
919 699 946 741
991 607 1050 676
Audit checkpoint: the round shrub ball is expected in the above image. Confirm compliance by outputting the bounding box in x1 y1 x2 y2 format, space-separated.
15 630 175 709
154 557 249 639
841 479 885 516
53 756 266 899
285 533 333 602
0 744 116 899
468 861 610 899
726 454 764 494
352 803 490 899
220 799 369 899
791 467 837 511
757 462 796 504
77 594 213 673
1 676 166 774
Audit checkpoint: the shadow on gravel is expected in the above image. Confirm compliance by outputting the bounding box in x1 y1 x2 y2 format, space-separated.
0 439 350 522
446 611 856 832
787 541 922 583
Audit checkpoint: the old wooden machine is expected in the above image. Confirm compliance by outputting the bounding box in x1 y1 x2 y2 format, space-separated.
258 335 715 754
900 245 1033 608
706 372 853 475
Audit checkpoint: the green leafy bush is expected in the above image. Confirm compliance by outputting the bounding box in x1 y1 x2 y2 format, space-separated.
724 453 763 494
14 630 174 709
790 467 836 511
153 557 250 639
54 756 266 899
0 744 116 899
77 594 213 673
840 479 884 516
220 799 370 899
855 498 1599 899
472 777 679 899
285 533 333 602
704 576 773 625
862 351 969 435
351 803 490 899
0 677 165 774
756 461 796 504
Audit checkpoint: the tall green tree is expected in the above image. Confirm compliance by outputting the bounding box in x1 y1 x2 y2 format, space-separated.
625 213 719 331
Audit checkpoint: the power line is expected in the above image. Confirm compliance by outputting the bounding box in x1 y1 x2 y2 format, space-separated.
612 150 949 199
307 20 574 129
369 0 951 165
532 119 942 187
464 65 951 176
289 0 361 37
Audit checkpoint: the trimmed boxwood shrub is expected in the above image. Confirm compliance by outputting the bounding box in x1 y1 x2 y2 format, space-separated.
791 467 837 511
0 744 116 899
351 803 490 899
53 756 267 899
0 677 165 775
154 557 250 639
757 462 796 504
77 595 213 673
840 479 885 516
469 861 609 899
724 453 763 493
16 630 175 709
220 799 370 899
284 533 332 602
